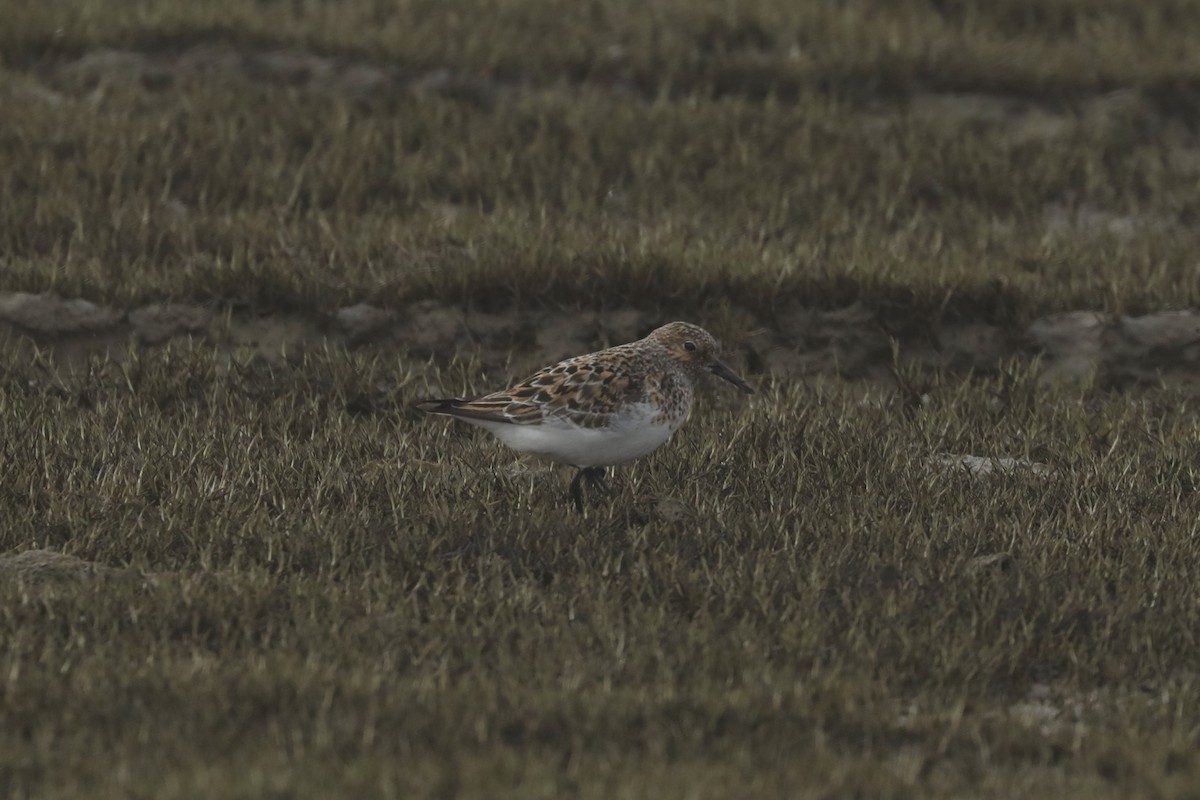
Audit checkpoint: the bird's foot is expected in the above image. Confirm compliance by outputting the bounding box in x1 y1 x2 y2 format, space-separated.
568 467 610 513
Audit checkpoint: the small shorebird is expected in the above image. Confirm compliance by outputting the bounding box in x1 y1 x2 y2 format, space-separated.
415 321 753 511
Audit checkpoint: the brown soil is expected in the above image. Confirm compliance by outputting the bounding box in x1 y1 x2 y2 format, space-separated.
3 291 1199 392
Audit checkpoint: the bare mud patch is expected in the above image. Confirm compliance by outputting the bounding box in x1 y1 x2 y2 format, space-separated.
0 293 122 334
128 303 212 345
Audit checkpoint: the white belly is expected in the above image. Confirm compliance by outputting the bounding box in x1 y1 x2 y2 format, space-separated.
464 403 679 467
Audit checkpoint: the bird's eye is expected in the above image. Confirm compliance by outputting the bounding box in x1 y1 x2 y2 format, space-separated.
683 340 697 352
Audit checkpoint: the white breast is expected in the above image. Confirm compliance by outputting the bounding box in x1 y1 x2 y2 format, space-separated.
463 403 682 467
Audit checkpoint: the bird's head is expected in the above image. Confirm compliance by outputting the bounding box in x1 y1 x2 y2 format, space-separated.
647 322 753 394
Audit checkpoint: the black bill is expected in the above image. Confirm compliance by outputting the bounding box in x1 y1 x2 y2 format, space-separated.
709 359 754 394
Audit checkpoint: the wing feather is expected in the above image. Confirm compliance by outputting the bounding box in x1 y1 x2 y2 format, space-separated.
416 347 648 428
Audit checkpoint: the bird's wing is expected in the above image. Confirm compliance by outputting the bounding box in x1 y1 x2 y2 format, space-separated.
418 350 646 429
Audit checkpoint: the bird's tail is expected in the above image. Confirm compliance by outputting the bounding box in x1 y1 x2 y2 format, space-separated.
414 397 518 424
414 398 465 414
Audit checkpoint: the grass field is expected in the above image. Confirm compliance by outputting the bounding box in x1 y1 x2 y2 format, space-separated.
3 0 1200 797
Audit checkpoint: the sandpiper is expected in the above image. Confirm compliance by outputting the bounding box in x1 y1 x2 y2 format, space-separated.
416 321 753 511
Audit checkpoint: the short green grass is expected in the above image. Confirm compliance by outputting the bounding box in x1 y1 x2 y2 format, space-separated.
3 347 1200 798
3 0 1200 797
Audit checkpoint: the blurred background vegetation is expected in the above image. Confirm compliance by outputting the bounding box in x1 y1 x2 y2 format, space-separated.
3 0 1200 316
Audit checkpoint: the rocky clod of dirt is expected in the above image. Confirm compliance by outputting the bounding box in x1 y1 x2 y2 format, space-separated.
335 303 396 343
1027 310 1200 386
0 293 122 334
1026 312 1106 383
129 303 211 344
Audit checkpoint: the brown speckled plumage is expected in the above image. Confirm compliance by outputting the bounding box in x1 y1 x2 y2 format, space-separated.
430 322 730 428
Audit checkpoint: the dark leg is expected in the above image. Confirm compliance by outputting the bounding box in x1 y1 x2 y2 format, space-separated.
569 467 609 513
569 468 587 513
583 467 610 497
